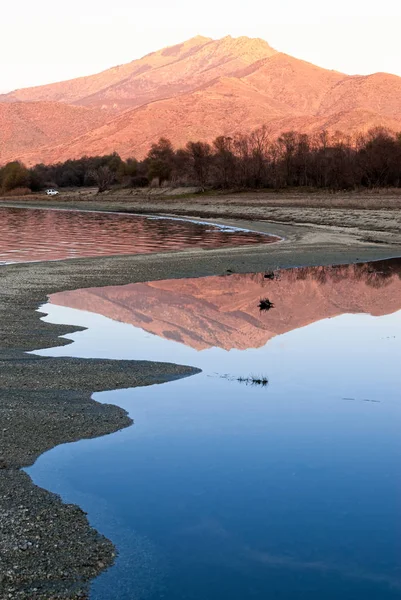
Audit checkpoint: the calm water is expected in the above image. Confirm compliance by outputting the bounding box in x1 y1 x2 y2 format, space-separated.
28 261 401 599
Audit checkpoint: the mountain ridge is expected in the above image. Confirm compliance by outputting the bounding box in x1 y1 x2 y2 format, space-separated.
0 35 276 109
1 35 401 166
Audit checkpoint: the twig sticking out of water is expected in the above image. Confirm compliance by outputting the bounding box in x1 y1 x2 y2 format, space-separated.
238 375 269 387
259 298 274 311
220 374 269 387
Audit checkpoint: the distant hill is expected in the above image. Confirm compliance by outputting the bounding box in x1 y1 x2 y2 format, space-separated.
1 35 401 166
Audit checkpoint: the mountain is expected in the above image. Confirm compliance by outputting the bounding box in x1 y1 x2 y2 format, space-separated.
1 35 401 166
0 36 276 112
316 72 401 119
50 262 401 352
33 77 290 164
0 102 108 165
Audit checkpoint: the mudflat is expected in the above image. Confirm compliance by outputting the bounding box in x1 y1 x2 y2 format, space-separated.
1 195 401 599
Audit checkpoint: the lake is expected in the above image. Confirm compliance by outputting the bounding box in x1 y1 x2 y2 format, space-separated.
0 207 277 264
28 260 401 599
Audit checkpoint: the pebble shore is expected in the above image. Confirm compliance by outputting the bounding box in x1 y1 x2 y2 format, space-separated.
1 208 400 599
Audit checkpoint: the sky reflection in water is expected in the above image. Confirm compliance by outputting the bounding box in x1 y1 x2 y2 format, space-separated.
28 262 401 599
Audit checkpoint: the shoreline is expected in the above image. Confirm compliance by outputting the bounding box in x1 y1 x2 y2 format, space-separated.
2 190 401 246
1 202 401 599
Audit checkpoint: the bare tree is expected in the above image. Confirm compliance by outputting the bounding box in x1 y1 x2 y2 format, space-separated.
28 125 401 194
88 166 114 193
213 136 236 188
185 141 213 189
247 126 270 186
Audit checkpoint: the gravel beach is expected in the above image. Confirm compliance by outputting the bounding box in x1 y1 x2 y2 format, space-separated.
1 197 401 599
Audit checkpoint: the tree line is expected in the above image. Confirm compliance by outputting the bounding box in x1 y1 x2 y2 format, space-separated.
1 126 401 194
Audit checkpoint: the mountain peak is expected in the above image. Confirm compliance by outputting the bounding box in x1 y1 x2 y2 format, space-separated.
1 34 400 166
188 35 212 44
215 35 277 60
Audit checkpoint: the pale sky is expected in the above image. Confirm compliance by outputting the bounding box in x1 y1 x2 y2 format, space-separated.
1 0 401 92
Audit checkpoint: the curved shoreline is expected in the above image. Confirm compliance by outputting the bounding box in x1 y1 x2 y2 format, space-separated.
1 205 401 599
0 201 285 240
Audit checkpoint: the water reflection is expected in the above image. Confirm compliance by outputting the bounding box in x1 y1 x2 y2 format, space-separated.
47 259 401 351
0 207 276 263
29 260 401 600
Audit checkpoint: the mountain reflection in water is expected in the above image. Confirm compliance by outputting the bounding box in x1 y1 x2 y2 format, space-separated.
29 259 401 600
49 259 401 351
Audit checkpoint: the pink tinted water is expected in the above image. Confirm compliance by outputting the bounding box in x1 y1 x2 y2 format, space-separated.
0 207 277 264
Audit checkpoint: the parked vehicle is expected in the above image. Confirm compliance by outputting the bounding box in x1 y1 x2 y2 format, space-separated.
45 189 59 196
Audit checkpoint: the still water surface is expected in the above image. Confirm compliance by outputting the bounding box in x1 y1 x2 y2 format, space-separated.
29 261 401 599
0 207 276 263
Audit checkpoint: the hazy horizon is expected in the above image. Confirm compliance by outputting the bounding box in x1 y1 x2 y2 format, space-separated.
1 0 401 92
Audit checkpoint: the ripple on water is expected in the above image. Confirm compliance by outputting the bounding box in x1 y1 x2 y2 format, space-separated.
0 207 278 263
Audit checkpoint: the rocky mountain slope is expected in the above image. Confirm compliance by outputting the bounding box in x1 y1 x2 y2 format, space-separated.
1 35 401 165
0 102 108 165
1 36 276 111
